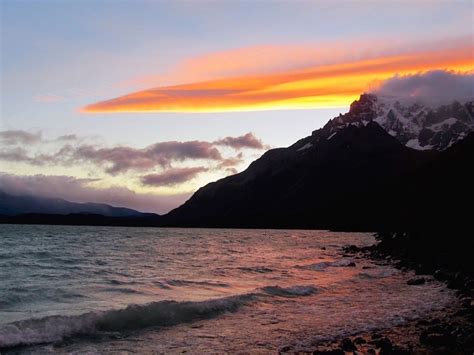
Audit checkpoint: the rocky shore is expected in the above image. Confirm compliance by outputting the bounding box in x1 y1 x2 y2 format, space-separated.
281 231 474 354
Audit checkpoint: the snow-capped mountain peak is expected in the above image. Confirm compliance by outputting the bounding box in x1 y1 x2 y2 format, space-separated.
321 93 473 151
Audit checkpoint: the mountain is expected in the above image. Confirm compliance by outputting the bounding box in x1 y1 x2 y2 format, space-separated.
2 94 472 229
0 191 155 218
323 94 473 151
163 94 473 230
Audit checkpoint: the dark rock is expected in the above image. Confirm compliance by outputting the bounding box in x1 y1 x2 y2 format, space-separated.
464 332 474 347
460 297 471 308
341 338 357 352
420 331 456 347
367 349 376 355
280 345 292 352
373 337 393 353
447 280 459 289
446 272 469 289
390 346 410 355
415 263 434 275
394 261 407 269
346 262 356 267
464 280 474 291
371 333 383 340
362 266 372 269
407 277 425 285
434 269 449 281
312 350 344 355
353 337 366 344
344 245 361 253
454 308 470 317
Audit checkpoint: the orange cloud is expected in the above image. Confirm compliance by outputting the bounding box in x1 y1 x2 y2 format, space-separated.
82 42 473 113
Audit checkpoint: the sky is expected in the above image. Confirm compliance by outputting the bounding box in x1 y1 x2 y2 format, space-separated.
1 0 473 213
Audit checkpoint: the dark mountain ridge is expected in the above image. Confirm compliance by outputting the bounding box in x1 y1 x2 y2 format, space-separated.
0 191 157 218
163 94 473 230
1 94 472 230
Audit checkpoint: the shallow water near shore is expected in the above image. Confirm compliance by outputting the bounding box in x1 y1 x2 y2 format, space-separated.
0 225 455 353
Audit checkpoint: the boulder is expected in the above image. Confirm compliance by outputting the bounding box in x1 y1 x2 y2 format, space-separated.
373 337 393 353
341 338 357 352
312 350 344 355
420 331 455 347
407 277 426 285
353 337 366 344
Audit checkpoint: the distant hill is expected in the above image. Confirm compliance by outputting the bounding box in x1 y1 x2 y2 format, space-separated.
0 191 156 218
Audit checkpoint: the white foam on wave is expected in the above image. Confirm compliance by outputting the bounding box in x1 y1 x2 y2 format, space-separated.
0 312 98 349
261 285 318 297
0 284 317 349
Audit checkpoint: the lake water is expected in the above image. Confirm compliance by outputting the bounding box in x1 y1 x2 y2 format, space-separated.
0 225 454 353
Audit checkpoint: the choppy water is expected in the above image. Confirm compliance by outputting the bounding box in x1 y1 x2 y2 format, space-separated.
0 225 454 353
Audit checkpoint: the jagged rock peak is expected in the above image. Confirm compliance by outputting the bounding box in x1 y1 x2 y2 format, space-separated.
318 93 473 151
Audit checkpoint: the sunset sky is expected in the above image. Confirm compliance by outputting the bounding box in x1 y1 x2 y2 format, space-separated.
1 0 473 213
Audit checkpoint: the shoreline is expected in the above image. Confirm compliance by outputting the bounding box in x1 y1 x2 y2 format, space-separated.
286 236 474 354
2 229 472 354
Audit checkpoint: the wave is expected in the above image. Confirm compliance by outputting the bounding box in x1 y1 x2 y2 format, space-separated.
0 284 317 349
358 269 399 279
102 287 142 294
0 288 86 308
299 259 355 271
165 279 230 288
238 266 273 273
261 285 318 297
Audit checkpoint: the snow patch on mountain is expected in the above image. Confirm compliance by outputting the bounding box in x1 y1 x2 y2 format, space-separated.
320 94 473 151
430 117 459 131
406 139 433 151
297 142 313 151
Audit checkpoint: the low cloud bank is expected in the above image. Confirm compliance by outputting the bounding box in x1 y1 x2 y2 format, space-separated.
371 70 474 105
0 173 190 214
